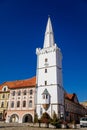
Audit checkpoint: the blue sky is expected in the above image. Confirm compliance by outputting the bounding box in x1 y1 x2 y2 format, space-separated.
0 0 87 102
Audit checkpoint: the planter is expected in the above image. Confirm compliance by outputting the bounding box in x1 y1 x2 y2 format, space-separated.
61 124 67 128
71 124 76 129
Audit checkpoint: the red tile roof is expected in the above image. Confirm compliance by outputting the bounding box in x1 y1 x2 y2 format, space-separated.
0 86 3 91
65 93 75 100
0 76 36 89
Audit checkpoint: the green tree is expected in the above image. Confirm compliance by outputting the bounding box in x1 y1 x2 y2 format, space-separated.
51 111 60 128
40 112 51 128
34 113 38 123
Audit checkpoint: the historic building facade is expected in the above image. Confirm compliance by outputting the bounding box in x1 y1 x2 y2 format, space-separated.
0 84 10 120
0 17 86 123
65 93 87 123
5 77 36 123
36 17 64 119
80 101 87 110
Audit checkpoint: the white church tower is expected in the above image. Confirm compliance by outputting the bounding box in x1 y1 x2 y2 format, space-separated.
36 17 64 119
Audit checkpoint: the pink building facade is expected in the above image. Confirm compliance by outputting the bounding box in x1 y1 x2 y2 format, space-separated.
6 77 36 123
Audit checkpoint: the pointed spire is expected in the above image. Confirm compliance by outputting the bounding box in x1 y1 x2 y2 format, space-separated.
43 17 55 48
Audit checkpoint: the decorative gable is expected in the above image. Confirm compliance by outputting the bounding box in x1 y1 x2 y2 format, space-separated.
2 85 8 92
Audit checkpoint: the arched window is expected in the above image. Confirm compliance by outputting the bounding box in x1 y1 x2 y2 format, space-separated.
23 101 26 107
4 87 6 91
11 101 14 108
30 89 33 95
29 100 32 108
17 101 20 107
18 91 21 96
23 90 27 95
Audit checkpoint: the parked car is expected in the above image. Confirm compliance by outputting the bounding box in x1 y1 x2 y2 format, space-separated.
80 117 87 127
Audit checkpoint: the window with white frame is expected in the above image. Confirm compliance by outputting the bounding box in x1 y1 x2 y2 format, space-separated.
23 100 26 107
29 100 32 108
17 101 20 107
30 89 33 95
11 101 14 108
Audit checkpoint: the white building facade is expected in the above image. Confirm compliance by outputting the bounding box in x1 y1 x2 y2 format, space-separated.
36 17 64 119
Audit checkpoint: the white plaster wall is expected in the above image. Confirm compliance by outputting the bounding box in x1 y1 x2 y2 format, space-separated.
37 67 57 86
36 45 64 118
38 51 56 68
37 85 58 104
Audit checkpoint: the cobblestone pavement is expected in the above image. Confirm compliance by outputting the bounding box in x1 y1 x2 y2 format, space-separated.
0 122 87 130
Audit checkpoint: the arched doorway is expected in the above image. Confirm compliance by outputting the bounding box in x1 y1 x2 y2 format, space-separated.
23 114 32 123
10 114 19 123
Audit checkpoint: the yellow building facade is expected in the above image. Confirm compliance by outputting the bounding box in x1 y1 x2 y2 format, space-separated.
0 84 10 120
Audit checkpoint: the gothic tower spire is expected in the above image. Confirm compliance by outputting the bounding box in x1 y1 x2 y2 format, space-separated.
43 17 55 48
36 17 64 119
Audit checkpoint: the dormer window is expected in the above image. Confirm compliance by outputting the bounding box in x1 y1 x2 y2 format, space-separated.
42 89 50 110
2 86 8 92
42 94 48 99
4 87 6 91
42 89 50 100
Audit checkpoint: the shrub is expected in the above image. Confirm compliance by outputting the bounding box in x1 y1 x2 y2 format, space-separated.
40 112 51 128
51 111 61 128
34 113 38 123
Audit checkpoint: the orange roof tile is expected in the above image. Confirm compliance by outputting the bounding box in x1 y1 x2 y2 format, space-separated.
65 93 75 100
0 76 36 89
0 86 3 91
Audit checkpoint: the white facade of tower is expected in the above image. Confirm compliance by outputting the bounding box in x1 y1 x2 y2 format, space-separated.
36 17 64 119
